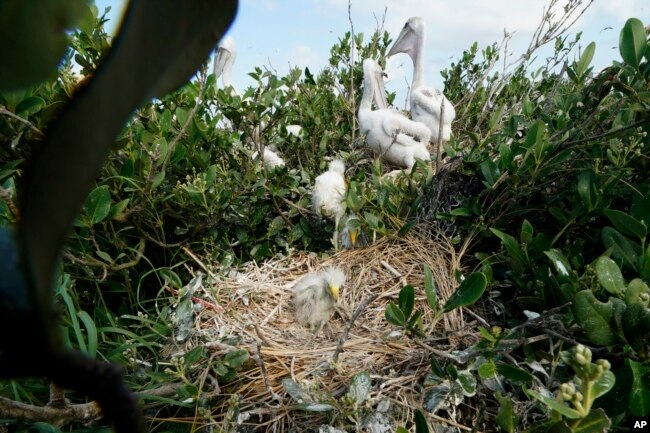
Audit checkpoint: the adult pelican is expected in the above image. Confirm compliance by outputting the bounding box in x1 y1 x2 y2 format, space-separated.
213 36 237 92
387 17 455 154
358 58 431 169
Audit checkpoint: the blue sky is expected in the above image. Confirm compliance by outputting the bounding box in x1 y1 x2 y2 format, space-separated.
94 0 648 105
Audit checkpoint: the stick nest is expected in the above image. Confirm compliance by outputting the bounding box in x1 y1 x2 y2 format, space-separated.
178 227 479 431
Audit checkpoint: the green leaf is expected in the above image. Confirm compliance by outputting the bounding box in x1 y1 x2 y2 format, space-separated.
604 209 647 240
396 428 409 433
95 249 113 263
423 264 438 311
398 284 415 319
525 388 582 419
592 370 616 401
385 302 406 326
572 290 624 346
520 219 534 244
480 159 500 187
414 409 430 433
347 372 371 405
443 272 487 312
76 311 97 359
281 378 304 402
601 227 639 269
490 228 526 272
152 169 166 190
496 363 534 385
619 18 647 68
478 360 496 379
625 278 650 306
628 359 650 416
456 370 477 396
184 346 205 368
107 198 130 220
622 303 650 353
576 42 596 77
594 256 625 296
15 96 45 116
577 171 599 212
294 403 336 412
223 349 249 368
572 408 611 433
495 392 519 433
422 384 450 413
544 249 573 281
83 186 111 225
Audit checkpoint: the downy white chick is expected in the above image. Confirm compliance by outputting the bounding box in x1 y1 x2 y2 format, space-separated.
293 266 346 333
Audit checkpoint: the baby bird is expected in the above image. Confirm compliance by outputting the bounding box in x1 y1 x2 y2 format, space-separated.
293 266 346 333
312 160 348 249
312 159 346 221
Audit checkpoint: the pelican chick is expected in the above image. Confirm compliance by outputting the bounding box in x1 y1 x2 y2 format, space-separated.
358 58 431 169
252 147 285 170
387 17 456 151
293 266 346 333
312 159 346 221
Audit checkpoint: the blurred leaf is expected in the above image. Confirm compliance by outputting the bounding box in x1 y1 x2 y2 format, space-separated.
628 359 650 416
76 310 97 359
478 360 496 379
398 284 415 319
601 227 639 269
456 370 477 396
525 388 582 419
496 363 534 385
347 371 371 405
495 392 519 433
520 219 534 245
385 302 406 326
423 264 437 311
414 409 431 433
594 256 625 296
575 41 596 77
422 384 450 413
0 0 87 91
619 18 647 68
490 228 526 272
184 346 205 368
603 209 647 240
573 290 624 346
83 186 111 225
294 403 336 412
544 249 573 281
15 96 45 116
443 272 487 312
224 349 249 368
592 370 616 401
282 378 304 402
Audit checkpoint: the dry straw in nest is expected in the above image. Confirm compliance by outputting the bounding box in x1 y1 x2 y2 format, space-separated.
183 226 477 431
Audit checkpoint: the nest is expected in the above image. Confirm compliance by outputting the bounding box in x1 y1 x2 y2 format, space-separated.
181 226 478 431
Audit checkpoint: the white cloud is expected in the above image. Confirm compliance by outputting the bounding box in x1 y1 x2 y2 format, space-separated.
286 45 325 73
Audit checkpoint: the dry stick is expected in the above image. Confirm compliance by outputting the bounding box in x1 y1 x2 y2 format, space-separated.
347 0 356 144
181 246 219 281
253 341 282 402
331 293 379 363
0 105 44 137
165 285 223 312
435 98 445 173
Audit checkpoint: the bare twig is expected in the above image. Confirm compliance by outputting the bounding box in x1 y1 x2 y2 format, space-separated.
0 105 45 138
331 293 379 363
253 341 283 401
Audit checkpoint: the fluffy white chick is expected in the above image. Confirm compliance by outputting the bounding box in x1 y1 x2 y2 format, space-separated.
293 266 346 333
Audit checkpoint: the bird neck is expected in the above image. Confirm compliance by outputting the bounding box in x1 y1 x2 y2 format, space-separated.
411 31 426 89
360 69 375 111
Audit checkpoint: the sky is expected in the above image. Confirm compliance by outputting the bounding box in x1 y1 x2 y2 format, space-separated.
94 0 649 106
